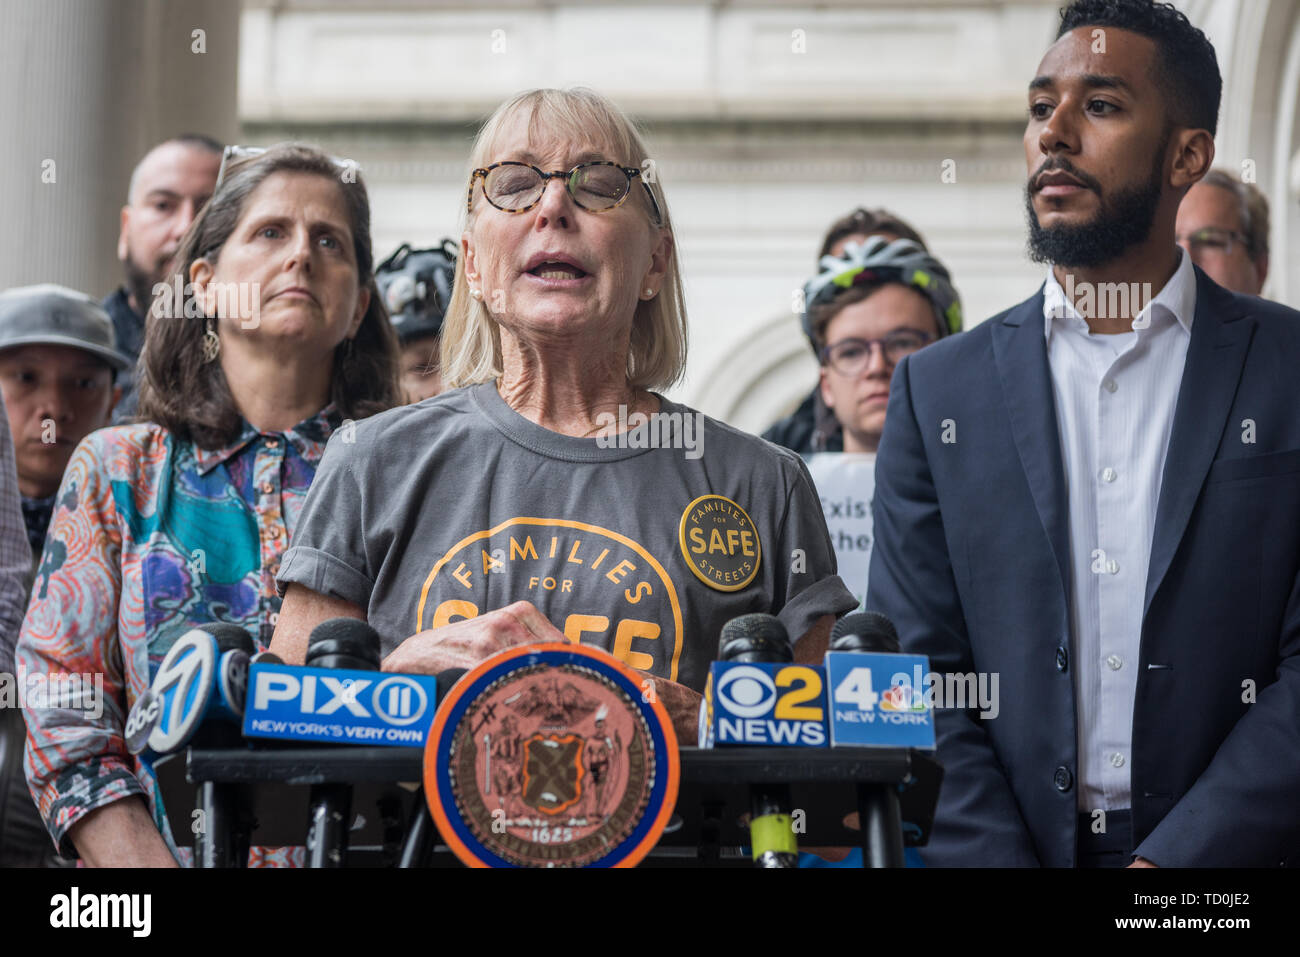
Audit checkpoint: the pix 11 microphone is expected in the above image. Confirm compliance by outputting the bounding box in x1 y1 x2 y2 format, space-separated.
302 618 383 867
243 623 441 748
306 617 382 672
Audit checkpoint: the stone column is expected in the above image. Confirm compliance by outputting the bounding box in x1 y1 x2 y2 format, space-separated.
0 0 239 298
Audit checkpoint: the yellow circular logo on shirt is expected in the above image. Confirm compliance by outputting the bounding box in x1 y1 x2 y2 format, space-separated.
678 495 761 592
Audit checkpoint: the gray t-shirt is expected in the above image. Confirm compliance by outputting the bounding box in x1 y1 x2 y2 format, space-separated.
277 382 856 692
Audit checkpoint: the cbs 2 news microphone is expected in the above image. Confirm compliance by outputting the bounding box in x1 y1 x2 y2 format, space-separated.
698 612 936 867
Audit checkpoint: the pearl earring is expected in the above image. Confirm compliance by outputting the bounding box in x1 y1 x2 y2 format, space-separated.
471 288 483 300
643 288 655 299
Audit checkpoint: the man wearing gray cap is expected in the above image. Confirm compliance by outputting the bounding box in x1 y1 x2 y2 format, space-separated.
0 282 126 868
0 285 129 572
0 284 127 866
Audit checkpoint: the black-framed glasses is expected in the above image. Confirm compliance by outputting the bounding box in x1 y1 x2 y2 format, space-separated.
820 330 933 375
215 145 359 189
466 160 663 225
1177 226 1250 258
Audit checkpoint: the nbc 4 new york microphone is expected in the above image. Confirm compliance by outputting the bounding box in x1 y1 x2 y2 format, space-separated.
697 612 936 867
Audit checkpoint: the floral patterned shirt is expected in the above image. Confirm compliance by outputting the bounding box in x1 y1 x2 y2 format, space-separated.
16 406 342 864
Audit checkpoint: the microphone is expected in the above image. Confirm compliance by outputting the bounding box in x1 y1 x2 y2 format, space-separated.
830 612 900 653
305 617 382 672
435 668 468 704
399 667 470 868
824 610 933 749
243 617 442 748
718 613 795 664
205 623 256 734
717 614 800 869
125 622 257 758
302 618 383 868
205 622 257 655
823 611 924 868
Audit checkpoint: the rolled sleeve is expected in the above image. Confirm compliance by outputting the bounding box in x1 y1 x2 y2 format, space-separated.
277 546 373 608
16 433 140 855
276 432 373 606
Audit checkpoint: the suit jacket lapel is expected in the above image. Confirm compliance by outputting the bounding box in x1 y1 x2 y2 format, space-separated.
1144 269 1254 618
993 289 1071 609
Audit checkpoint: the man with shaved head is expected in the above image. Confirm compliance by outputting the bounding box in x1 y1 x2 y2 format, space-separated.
103 135 222 423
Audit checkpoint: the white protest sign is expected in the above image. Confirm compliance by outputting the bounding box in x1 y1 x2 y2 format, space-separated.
805 452 875 613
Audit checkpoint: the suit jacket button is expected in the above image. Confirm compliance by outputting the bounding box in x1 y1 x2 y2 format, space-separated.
1056 646 1069 672
1054 766 1073 792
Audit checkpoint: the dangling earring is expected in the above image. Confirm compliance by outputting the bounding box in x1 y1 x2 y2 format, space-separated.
345 337 355 359
201 317 221 363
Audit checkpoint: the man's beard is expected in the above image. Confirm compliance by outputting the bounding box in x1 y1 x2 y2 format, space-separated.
122 248 174 318
1025 154 1165 269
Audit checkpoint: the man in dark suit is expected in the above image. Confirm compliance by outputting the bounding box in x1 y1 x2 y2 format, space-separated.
867 0 1300 867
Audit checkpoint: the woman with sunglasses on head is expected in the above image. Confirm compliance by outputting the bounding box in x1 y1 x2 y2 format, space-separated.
272 88 857 741
16 144 400 866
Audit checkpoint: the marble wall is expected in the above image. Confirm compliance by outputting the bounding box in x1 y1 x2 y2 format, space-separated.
237 0 1300 427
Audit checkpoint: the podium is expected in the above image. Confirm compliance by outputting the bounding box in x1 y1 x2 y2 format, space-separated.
155 744 941 867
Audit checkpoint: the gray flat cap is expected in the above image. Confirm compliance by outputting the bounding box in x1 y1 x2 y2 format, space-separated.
0 284 132 371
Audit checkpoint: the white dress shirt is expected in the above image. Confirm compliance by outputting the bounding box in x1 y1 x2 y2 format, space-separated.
1042 249 1196 812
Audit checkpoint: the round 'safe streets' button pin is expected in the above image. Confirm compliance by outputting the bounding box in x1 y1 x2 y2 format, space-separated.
424 643 679 868
677 494 761 592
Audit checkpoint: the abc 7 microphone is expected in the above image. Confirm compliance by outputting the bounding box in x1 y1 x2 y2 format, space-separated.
124 622 274 759
716 613 801 869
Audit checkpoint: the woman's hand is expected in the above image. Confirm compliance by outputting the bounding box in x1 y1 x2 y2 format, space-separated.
381 604 703 743
381 600 567 675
